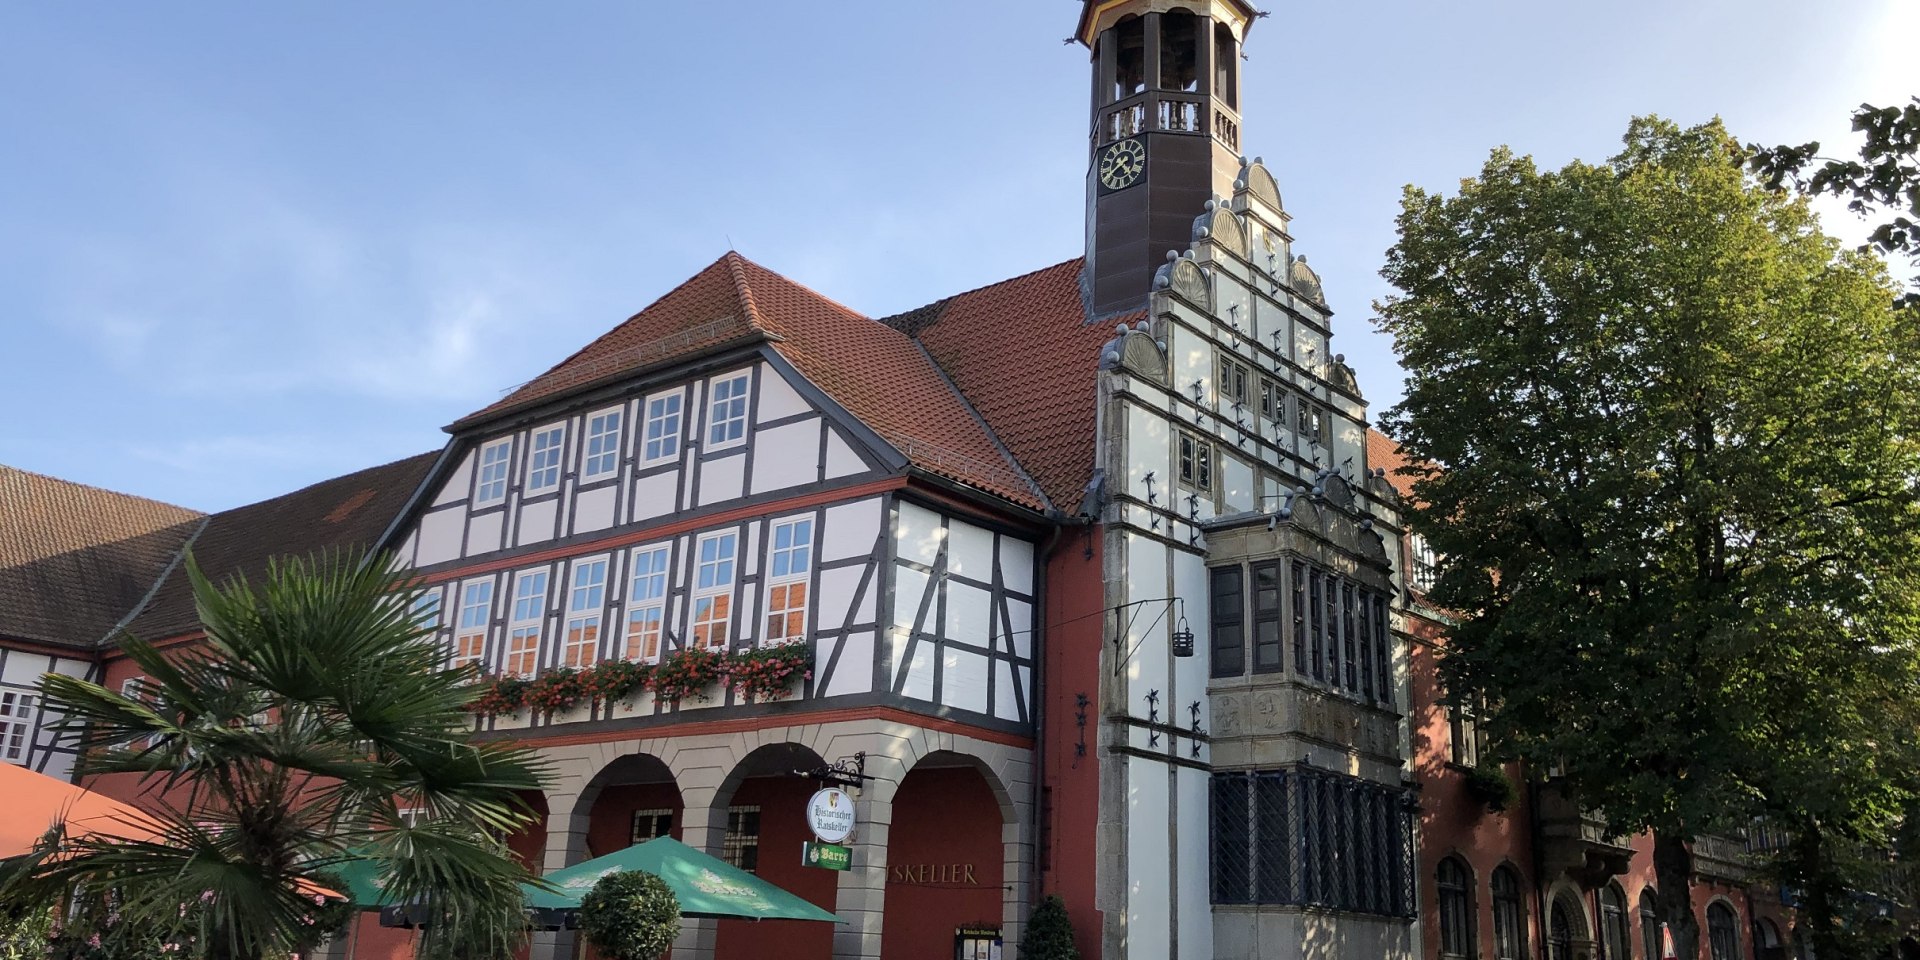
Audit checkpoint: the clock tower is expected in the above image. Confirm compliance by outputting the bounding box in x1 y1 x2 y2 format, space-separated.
1079 0 1257 318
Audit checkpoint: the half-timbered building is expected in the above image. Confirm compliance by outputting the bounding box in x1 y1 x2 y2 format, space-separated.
11 3 1869 960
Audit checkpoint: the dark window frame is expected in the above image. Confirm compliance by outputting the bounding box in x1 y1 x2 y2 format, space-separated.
1437 856 1476 959
1251 561 1284 674
1209 566 1246 678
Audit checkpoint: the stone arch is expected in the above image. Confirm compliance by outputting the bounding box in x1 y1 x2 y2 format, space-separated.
1546 883 1595 960
880 748 1024 960
707 741 837 960
570 750 682 860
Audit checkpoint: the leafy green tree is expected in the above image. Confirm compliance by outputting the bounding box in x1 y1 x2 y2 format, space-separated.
1019 894 1080 960
1751 97 1918 305
1377 117 1920 959
577 870 681 960
0 551 549 960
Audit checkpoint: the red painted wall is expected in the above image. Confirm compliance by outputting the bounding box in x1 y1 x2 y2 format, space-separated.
711 776 838 960
1040 531 1105 959
881 766 1006 960
585 782 683 859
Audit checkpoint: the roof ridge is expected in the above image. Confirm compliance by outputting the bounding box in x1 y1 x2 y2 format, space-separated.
215 450 440 515
490 254 749 407
722 251 772 333
877 256 1086 327
0 463 206 518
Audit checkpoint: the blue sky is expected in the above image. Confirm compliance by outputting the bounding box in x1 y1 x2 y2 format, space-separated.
2 1 1913 512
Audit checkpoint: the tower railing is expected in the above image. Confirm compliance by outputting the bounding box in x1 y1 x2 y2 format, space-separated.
1097 92 1242 152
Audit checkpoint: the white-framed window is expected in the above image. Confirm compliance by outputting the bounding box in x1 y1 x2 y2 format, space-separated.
624 545 671 662
0 691 35 764
563 559 608 669
475 439 512 506
121 678 158 750
1178 431 1214 492
526 425 566 494
411 588 442 632
505 570 549 677
396 807 428 829
642 391 684 464
582 408 623 481
706 372 750 449
452 580 493 670
765 518 812 644
1410 533 1439 593
692 531 738 649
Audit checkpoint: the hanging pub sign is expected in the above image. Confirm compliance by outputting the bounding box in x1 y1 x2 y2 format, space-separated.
805 786 856 844
802 840 852 871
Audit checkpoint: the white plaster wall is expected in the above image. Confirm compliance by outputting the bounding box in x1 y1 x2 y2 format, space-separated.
1126 755 1173 957
431 451 474 507
1170 549 1211 745
517 499 558 546
823 499 882 561
748 419 820 495
754 362 810 422
629 472 677 524
824 430 864 479
572 485 617 534
1222 454 1256 514
895 502 944 566
1124 532 1170 704
695 454 745 506
467 511 504 554
945 521 994 581
415 509 464 566
824 630 875 697
1176 765 1214 960
1 652 52 686
940 648 990 714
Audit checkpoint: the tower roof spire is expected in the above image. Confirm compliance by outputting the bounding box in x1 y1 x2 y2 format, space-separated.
1074 0 1260 48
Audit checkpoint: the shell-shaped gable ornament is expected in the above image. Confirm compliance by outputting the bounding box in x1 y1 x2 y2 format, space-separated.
1192 205 1248 258
1238 159 1284 213
1154 257 1213 311
1289 255 1326 304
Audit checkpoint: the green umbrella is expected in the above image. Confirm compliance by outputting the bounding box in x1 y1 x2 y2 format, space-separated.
527 837 840 923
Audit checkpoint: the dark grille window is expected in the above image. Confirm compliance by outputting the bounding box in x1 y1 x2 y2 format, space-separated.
1210 775 1252 903
630 808 674 845
1492 866 1528 960
1210 567 1245 677
1252 562 1283 674
1209 768 1414 918
1438 857 1474 959
723 805 760 872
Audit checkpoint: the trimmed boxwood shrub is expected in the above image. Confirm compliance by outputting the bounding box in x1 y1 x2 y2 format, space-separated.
578 870 681 960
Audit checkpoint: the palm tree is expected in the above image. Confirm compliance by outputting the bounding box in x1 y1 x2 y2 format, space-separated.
0 551 549 960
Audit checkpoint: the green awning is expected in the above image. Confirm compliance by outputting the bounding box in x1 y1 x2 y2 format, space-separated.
328 852 405 908
526 837 840 923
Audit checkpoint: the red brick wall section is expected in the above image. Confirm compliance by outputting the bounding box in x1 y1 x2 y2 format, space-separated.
710 776 839 960
1412 606 1542 960
1040 531 1105 959
881 766 1006 960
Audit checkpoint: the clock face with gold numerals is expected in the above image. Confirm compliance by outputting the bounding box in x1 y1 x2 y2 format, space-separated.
1099 138 1146 191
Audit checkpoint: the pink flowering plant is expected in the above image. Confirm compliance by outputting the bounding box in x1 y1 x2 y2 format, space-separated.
725 643 814 702
651 644 728 704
